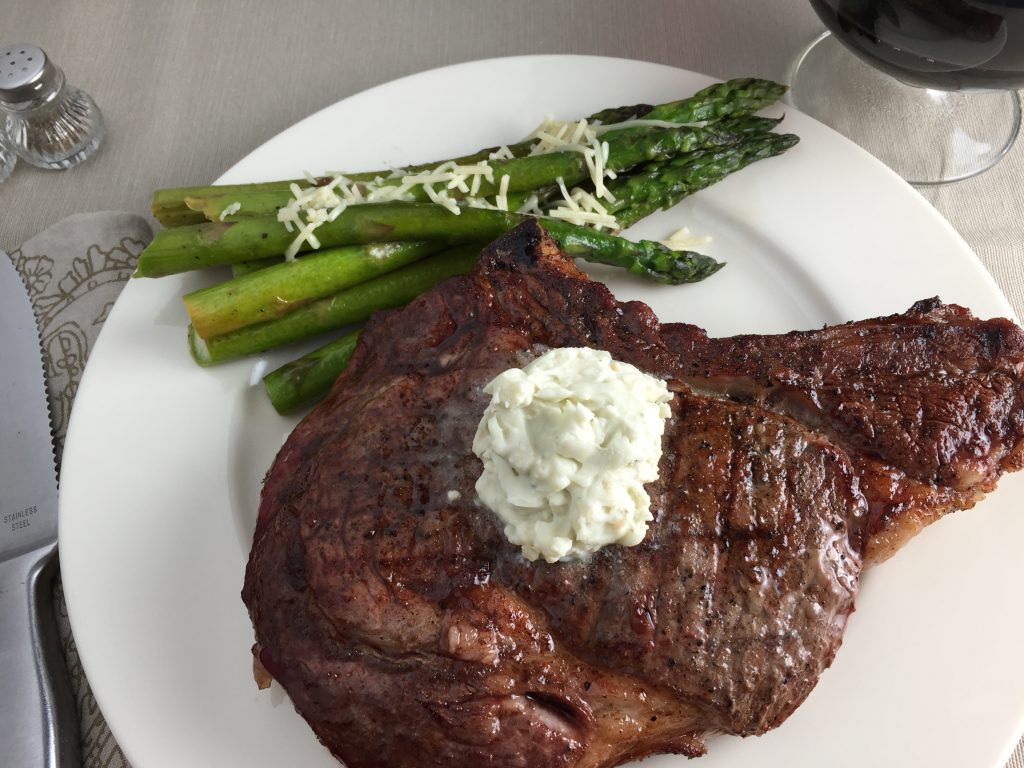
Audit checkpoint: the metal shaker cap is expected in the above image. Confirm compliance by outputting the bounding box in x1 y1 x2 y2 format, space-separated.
0 44 59 103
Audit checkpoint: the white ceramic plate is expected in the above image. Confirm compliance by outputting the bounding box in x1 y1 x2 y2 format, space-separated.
60 55 1024 768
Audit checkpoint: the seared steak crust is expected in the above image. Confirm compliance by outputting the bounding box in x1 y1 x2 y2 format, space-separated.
663 301 1024 560
243 221 1024 767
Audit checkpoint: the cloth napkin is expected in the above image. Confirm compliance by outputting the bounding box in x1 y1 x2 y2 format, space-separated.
9 212 1024 768
8 211 150 768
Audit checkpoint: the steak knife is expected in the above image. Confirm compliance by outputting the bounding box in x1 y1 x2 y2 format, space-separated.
0 250 80 767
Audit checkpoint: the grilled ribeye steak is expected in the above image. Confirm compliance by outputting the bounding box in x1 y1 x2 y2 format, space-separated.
243 221 1024 768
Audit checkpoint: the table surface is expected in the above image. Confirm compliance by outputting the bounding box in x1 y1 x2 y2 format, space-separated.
3 1 1022 767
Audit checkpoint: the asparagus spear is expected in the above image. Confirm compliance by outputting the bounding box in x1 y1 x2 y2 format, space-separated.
542 219 721 283
153 105 656 227
189 246 479 365
263 329 362 414
193 121 758 223
608 132 800 228
232 256 282 277
152 78 786 226
185 240 443 339
632 77 786 126
586 103 653 125
135 203 721 284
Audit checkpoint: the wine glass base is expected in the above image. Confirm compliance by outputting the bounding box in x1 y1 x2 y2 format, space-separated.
787 32 1022 186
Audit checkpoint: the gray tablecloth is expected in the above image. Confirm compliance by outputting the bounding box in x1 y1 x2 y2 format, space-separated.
2 1 1022 766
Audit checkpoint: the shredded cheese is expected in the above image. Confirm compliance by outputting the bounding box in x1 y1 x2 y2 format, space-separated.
495 174 511 212
521 115 617 203
661 226 712 251
516 194 543 216
488 145 515 161
546 176 620 231
219 201 241 221
592 118 705 134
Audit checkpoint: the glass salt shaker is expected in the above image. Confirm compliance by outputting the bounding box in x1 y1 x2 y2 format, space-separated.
0 135 14 183
0 44 104 169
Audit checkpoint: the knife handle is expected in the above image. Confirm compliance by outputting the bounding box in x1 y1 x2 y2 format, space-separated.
0 546 81 768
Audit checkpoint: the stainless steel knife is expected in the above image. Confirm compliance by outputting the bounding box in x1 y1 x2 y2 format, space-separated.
0 249 80 767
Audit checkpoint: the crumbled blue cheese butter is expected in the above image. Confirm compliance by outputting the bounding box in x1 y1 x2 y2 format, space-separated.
472 347 672 563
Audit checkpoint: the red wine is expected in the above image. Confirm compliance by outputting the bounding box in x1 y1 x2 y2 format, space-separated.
809 0 1024 90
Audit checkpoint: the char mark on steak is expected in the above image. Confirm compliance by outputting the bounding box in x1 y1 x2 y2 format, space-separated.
243 220 1024 768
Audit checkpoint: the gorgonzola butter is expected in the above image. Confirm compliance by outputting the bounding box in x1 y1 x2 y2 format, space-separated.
472 347 672 563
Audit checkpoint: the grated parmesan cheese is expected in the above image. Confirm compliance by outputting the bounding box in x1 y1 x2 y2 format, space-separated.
592 118 705 134
516 194 543 216
219 202 241 221
488 145 515 161
423 182 461 215
495 174 511 212
546 176 620 231
522 116 614 203
661 226 712 251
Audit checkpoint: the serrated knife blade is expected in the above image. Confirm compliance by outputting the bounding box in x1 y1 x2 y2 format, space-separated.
0 254 58 558
0 249 80 768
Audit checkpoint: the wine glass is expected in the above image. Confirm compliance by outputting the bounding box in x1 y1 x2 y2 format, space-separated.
788 0 1024 185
